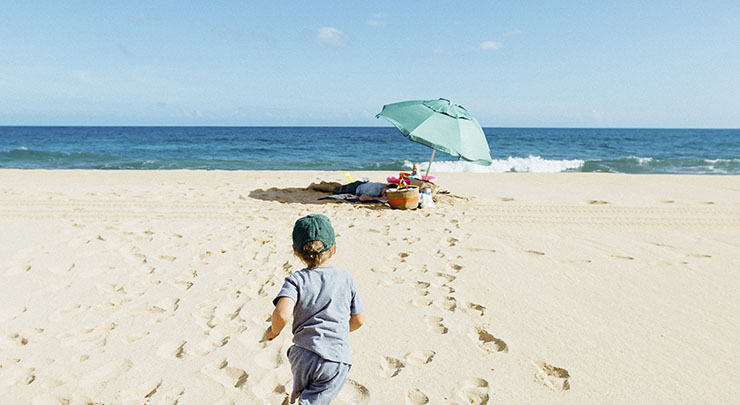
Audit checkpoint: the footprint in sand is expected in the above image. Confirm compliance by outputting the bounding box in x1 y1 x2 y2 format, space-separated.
612 255 634 261
414 281 431 296
434 296 457 312
146 297 181 325
156 254 177 263
379 276 405 287
563 258 592 264
0 360 35 387
122 330 150 344
192 303 218 330
470 326 508 354
0 333 29 349
156 340 187 359
447 263 464 273
404 350 436 366
57 322 117 348
159 385 186 405
379 350 435 379
403 236 422 245
371 266 397 274
424 316 448 334
120 378 163 403
406 388 430 404
49 303 90 322
250 371 289 401
464 302 486 317
212 295 250 324
434 272 456 285
526 250 545 256
465 247 497 253
148 297 180 313
191 324 236 356
4 263 31 276
0 306 27 322
534 360 571 391
201 358 248 391
410 297 433 308
171 279 194 290
78 359 133 390
586 200 609 205
454 378 490 405
686 253 711 259
336 379 371 404
282 260 293 273
380 356 405 378
173 268 198 287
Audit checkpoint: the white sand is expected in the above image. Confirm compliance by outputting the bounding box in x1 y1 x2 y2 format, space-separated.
1 169 739 404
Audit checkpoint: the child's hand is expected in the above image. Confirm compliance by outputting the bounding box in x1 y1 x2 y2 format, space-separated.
265 326 279 341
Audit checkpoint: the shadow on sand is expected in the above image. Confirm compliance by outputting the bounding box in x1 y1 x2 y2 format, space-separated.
248 187 389 209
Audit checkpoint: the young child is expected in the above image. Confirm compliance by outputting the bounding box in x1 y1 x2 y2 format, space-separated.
409 163 422 179
266 214 365 405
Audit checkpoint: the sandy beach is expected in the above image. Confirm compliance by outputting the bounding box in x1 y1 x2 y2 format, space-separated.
1 169 739 404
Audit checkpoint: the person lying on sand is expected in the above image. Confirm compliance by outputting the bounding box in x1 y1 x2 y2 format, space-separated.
307 180 391 201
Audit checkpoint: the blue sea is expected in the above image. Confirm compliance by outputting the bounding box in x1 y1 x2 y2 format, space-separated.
1 127 739 174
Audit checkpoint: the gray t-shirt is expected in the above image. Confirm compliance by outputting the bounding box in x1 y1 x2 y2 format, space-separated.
355 182 386 197
273 265 364 364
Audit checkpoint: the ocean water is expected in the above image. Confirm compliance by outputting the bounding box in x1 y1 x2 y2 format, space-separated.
0 127 738 174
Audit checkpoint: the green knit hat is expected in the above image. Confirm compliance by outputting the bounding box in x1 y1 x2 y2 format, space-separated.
292 214 335 252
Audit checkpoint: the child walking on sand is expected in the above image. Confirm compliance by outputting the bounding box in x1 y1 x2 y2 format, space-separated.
266 214 365 405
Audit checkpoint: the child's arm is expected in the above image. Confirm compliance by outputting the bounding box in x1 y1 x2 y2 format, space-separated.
349 312 365 332
266 297 295 341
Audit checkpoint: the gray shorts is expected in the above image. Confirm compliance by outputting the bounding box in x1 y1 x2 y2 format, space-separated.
287 345 351 405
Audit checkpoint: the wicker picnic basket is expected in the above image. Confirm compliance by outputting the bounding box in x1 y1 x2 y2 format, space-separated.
386 185 419 210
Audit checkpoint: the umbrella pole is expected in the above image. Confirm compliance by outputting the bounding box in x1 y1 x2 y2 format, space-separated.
424 149 435 181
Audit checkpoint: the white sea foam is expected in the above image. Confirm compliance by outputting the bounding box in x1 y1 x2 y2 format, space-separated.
405 155 584 173
703 158 740 174
631 156 654 164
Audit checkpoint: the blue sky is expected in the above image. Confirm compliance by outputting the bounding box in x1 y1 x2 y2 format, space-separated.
1 1 739 127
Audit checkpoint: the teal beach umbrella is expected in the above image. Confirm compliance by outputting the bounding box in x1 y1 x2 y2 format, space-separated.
376 98 492 178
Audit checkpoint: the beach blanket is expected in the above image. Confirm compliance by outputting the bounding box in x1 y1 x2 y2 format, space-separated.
318 194 388 203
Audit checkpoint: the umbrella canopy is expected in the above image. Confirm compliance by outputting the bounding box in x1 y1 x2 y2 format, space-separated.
376 98 493 166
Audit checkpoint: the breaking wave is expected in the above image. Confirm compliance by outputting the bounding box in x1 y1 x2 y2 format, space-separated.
409 155 740 174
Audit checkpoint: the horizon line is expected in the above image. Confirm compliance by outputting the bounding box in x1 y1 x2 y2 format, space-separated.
1 125 738 130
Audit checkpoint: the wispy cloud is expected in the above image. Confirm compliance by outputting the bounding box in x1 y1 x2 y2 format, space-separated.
366 19 385 27
504 30 522 37
479 41 503 51
317 27 348 47
367 12 388 27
